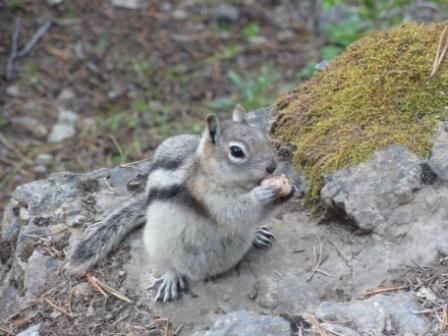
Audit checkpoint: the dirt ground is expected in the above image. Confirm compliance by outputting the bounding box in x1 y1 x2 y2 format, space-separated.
0 0 319 220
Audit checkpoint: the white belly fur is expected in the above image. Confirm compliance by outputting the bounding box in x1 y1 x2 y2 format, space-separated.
143 201 255 280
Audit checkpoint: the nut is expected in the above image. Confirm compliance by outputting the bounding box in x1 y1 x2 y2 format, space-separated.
261 174 292 197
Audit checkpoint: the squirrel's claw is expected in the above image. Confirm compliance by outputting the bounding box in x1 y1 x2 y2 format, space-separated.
253 226 275 249
150 269 186 303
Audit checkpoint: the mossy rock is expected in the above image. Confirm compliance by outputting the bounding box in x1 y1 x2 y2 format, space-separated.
273 22 448 205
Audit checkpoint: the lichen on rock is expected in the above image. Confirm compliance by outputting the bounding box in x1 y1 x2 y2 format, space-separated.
273 22 448 205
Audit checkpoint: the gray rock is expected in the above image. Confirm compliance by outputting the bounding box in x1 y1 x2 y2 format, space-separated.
160 3 172 12
47 109 79 143
35 153 53 166
248 36 268 46
320 145 424 232
47 0 63 5
17 324 41 336
277 30 295 41
58 109 79 124
57 88 75 102
192 311 290 336
12 117 48 138
110 0 148 9
24 251 57 298
315 293 429 336
428 122 448 181
33 165 48 175
6 85 21 97
214 4 240 23
47 123 76 143
72 283 93 297
172 9 188 20
315 60 330 71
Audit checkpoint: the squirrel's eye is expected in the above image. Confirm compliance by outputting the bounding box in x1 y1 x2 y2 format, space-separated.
230 145 245 158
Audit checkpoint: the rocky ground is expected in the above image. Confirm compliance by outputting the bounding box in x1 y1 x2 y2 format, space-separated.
2 109 448 335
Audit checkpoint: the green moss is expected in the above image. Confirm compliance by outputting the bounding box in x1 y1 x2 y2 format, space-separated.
273 22 448 205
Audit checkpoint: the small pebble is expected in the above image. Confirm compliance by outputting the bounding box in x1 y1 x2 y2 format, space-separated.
110 0 148 9
58 109 79 123
172 9 188 20
47 0 64 5
277 30 295 41
315 60 330 71
160 3 172 11
47 123 76 143
214 4 240 23
6 85 21 98
73 283 93 297
57 88 75 102
248 36 268 46
33 165 48 174
35 153 53 166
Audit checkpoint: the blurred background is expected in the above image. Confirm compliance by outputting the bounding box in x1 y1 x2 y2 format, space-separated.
0 0 447 218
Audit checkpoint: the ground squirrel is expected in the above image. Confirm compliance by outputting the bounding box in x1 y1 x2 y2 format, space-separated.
65 105 293 302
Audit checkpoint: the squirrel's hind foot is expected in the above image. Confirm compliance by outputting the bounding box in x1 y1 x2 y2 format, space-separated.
149 269 187 303
253 226 275 249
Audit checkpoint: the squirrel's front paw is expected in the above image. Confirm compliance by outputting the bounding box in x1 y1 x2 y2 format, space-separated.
148 269 187 303
253 226 275 249
252 186 280 204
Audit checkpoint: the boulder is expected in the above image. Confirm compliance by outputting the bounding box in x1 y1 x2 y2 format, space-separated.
315 293 429 336
321 145 425 233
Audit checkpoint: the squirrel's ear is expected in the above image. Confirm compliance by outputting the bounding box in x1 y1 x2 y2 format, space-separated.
232 104 247 123
206 114 220 144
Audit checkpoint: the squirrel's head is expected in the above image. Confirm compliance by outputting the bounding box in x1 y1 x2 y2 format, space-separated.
198 104 277 190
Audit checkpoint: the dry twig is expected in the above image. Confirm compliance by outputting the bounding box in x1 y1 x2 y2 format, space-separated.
67 287 75 317
119 157 151 169
5 18 52 80
43 297 72 317
308 237 331 281
4 287 57 322
357 285 409 298
86 273 132 303
440 304 448 332
431 25 448 77
85 273 108 298
304 314 329 336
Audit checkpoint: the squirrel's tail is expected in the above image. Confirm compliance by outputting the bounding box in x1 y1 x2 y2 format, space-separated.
65 194 146 275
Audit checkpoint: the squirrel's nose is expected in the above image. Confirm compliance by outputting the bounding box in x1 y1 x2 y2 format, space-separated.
266 161 277 174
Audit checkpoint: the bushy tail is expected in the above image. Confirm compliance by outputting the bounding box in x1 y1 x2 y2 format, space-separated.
65 194 146 275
